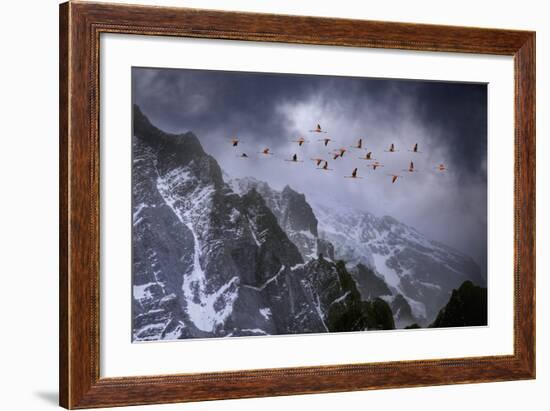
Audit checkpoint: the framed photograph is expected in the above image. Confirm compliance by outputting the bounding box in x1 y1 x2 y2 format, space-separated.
59 2 535 409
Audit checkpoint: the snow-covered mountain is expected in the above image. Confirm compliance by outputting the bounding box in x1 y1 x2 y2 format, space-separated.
314 204 485 323
227 179 485 325
132 105 485 340
228 177 335 261
132 106 394 341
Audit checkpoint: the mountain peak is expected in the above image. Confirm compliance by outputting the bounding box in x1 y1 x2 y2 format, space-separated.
132 105 225 186
282 184 294 194
381 215 399 225
133 104 151 130
227 177 320 260
133 104 205 157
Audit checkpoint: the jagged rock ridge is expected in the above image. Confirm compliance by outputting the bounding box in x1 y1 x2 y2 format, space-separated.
228 177 335 261
229 177 486 325
313 204 486 324
132 106 394 341
430 281 488 328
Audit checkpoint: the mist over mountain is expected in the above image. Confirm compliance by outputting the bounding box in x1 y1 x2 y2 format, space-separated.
227 173 484 324
133 67 488 270
132 106 486 341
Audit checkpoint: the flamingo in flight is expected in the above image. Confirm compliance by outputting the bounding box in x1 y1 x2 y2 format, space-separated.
359 151 374 160
259 148 273 156
368 161 384 171
403 161 417 173
387 174 402 184
311 158 324 167
309 124 327 133
385 143 398 153
409 143 421 153
345 168 362 179
292 136 307 146
318 160 332 171
351 138 363 149
335 147 347 157
285 153 303 163
318 137 332 146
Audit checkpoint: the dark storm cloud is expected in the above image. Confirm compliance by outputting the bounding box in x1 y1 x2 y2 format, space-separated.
133 67 318 144
409 82 487 182
134 68 486 182
132 67 487 269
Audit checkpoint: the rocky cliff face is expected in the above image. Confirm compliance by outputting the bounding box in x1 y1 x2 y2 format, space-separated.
132 106 393 341
382 294 417 329
228 177 334 261
349 264 392 300
133 105 305 340
430 281 488 328
228 177 485 326
289 258 395 332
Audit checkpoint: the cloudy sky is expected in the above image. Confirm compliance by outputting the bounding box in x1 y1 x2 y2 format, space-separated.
132 67 487 270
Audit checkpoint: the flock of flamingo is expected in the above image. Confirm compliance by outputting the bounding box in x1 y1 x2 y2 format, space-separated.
230 124 447 184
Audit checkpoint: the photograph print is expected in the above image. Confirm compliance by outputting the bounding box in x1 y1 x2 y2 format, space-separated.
132 67 488 342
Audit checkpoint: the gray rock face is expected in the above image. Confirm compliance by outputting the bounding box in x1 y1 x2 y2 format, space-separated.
288 258 394 332
132 106 389 341
229 177 485 325
228 177 326 261
388 294 416 328
430 281 488 328
316 238 335 261
132 106 306 340
349 264 392 300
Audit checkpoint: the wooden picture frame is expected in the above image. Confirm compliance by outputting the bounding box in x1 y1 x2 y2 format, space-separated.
59 1 535 408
